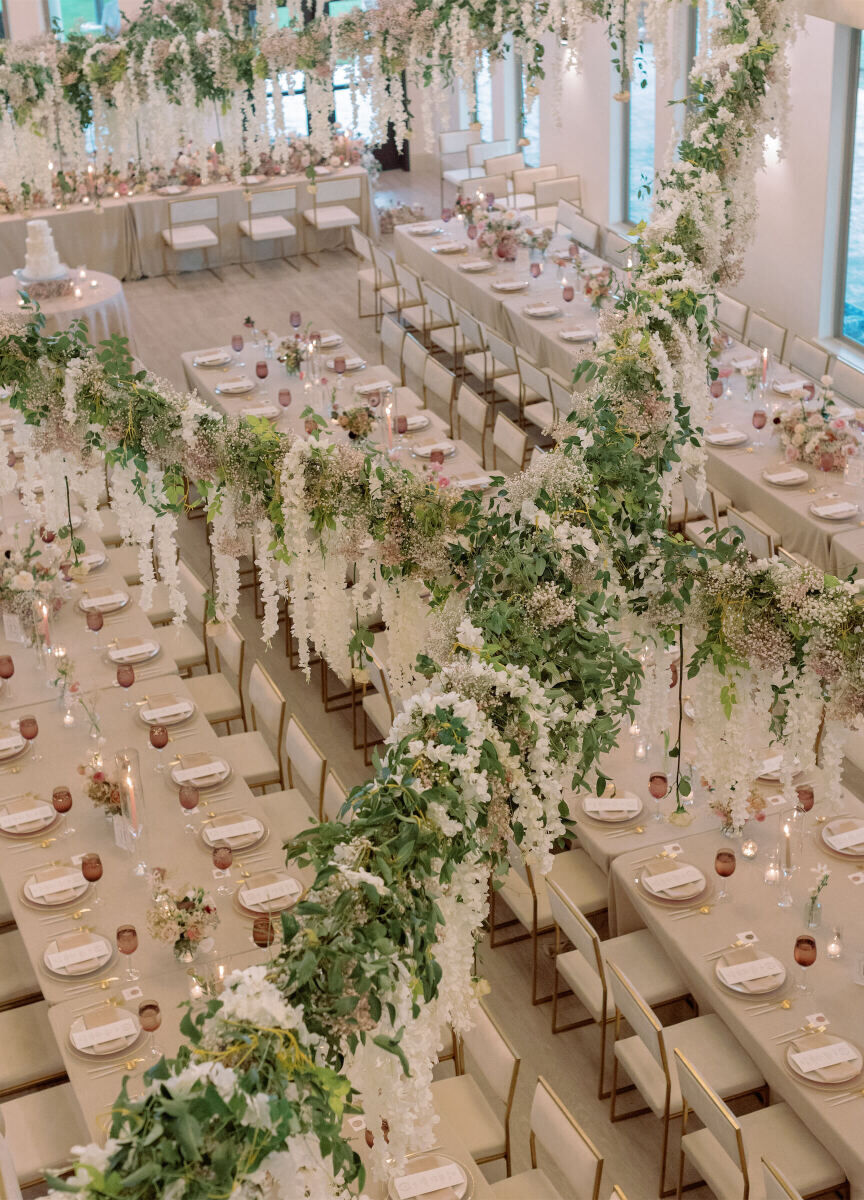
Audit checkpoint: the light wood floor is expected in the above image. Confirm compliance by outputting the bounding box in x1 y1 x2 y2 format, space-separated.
118 166 721 1200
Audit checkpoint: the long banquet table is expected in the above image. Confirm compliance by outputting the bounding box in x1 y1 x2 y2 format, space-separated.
0 165 376 281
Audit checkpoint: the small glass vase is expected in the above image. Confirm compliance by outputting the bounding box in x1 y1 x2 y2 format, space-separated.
174 938 199 964
720 821 743 839
804 896 822 930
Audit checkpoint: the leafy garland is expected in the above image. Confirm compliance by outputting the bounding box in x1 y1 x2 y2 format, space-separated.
2 0 853 1196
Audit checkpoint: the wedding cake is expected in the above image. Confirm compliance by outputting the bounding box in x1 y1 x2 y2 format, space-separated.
22 219 66 282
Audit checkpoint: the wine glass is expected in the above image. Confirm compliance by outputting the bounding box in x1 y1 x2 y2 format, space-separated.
81 851 103 907
178 783 201 835
138 999 162 1063
647 771 668 823
793 933 817 994
85 609 104 651
52 785 75 837
466 223 477 241
116 923 140 982
19 714 40 761
752 404 768 445
441 207 452 223
252 914 276 961
212 843 234 896
796 783 815 813
255 361 268 387
0 655 14 698
149 724 169 772
231 334 244 364
40 526 55 544
718 364 734 400
333 355 347 394
714 849 736 904
278 389 292 408
485 192 495 208
530 260 543 281
562 284 574 304
290 311 302 331
116 665 135 709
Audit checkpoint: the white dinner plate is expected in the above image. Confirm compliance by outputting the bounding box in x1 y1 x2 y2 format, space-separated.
785 1034 863 1087
411 441 457 459
194 350 232 368
106 640 161 665
762 468 808 487
491 280 528 293
21 866 89 909
580 793 643 824
714 950 786 996
137 695 196 728
77 590 130 614
68 1007 142 1059
0 732 28 763
235 870 303 915
705 427 748 447
458 260 494 273
158 185 188 196
523 304 562 319
387 1151 472 1200
820 816 864 858
636 859 707 904
0 797 58 838
170 756 232 790
809 502 859 522
42 931 113 980
200 812 267 852
215 379 255 396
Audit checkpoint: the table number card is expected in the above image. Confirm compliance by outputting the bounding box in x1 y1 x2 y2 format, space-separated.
2 613 25 643
394 1163 464 1199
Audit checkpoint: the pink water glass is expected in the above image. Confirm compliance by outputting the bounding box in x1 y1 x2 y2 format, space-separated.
290 311 302 330
718 364 734 399
568 242 580 259
278 389 292 408
441 208 452 223
255 361 268 382
562 284 574 303
231 334 243 356
485 192 495 207
530 261 542 280
467 224 477 240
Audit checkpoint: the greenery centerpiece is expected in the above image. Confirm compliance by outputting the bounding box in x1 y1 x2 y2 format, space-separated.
147 884 219 963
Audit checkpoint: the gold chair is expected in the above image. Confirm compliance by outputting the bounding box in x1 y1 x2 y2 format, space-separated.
237 185 301 274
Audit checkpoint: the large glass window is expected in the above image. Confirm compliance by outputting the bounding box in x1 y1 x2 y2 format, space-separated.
840 32 864 347
52 0 104 35
625 29 656 225
474 54 494 142
520 71 540 168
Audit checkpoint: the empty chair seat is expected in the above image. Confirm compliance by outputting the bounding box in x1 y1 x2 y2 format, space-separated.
0 930 41 1009
0 1083 89 1189
0 1002 65 1098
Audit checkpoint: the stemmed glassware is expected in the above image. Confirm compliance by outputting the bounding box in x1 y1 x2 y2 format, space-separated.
718 364 734 400
52 786 75 837
647 770 668 823
290 311 302 332
793 933 817 994
117 923 140 982
178 784 201 835
85 609 104 650
441 208 452 224
231 334 244 365
278 389 292 409
252 914 277 961
255 361 268 391
149 724 169 772
333 355 347 395
81 851 103 907
0 655 14 697
138 999 162 1063
714 849 736 904
212 843 234 896
116 665 135 708
562 283 574 304
19 714 40 761
752 401 768 446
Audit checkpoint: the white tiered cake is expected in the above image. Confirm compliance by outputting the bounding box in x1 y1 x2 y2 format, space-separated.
22 219 67 282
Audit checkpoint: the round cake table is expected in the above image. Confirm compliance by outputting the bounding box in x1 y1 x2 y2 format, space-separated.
0 270 136 350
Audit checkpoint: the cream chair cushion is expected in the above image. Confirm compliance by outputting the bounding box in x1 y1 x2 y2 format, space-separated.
363 692 393 739
683 1102 845 1200
131 582 174 626
154 623 206 671
107 544 143 586
685 515 728 549
524 401 554 431
0 1002 64 1094
442 167 482 187
239 215 296 241
464 351 511 380
493 375 541 405
491 1171 563 1200
499 847 607 933
431 1074 505 1161
557 928 686 1023
162 224 218 250
303 206 360 229
258 789 319 841
0 930 40 1007
0 881 13 926
185 672 242 724
1 1083 89 1186
615 1014 763 1118
220 730 280 788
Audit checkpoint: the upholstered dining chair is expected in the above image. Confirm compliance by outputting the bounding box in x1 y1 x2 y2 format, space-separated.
152 559 209 676
302 177 362 263
763 1159 806 1200
716 291 748 341
492 413 531 474
0 1002 65 1100
456 384 493 467
0 1084 89 1193
283 715 327 820
218 662 285 793
161 197 221 283
321 770 349 823
237 185 300 274
185 618 246 733
745 310 786 360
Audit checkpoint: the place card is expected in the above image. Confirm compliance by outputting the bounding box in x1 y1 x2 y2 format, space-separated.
193 348 230 365
2 613 25 643
826 824 864 850
717 956 783 985
318 332 343 347
122 986 143 1001
80 591 126 609
583 795 640 814
108 640 157 662
141 701 191 721
29 870 85 898
789 1041 857 1074
394 1163 464 1199
174 759 227 783
524 303 560 317
848 871 864 886
774 377 810 395
354 380 392 395
71 1016 137 1050
730 355 759 370
46 936 104 971
559 328 594 342
242 404 279 419
328 356 365 371
736 931 759 944
806 1013 829 1028
0 733 24 752
413 438 454 454
79 553 105 567
642 865 703 894
0 801 53 829
204 818 261 843
706 429 746 444
241 877 301 906
217 376 254 394
760 755 783 776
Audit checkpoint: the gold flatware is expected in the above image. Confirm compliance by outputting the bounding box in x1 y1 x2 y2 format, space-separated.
66 976 119 994
88 1056 144 1078
746 997 794 1014
670 904 712 920
605 825 645 838
704 938 748 959
828 1089 864 1106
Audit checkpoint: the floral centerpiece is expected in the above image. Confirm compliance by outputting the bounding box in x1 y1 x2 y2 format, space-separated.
0 534 57 620
147 884 218 963
584 266 613 308
453 193 480 222
806 865 830 928
520 226 554 254
708 787 767 837
476 210 522 261
337 405 374 439
779 380 862 471
78 755 122 816
277 334 304 376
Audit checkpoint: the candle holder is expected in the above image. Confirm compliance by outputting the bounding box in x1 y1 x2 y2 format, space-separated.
777 862 796 908
115 747 147 876
826 927 843 960
763 852 780 886
741 839 758 860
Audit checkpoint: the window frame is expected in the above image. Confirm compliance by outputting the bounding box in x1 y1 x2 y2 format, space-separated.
835 26 864 349
622 35 656 227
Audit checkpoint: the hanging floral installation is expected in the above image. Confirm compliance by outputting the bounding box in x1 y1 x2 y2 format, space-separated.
0 0 850 1195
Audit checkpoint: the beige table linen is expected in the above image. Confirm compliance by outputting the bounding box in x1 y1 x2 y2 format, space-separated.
0 199 137 281
608 816 864 1193
0 270 136 348
828 528 864 578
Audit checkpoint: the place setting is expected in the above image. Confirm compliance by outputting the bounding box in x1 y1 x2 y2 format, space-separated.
169 751 232 791
388 1151 475 1200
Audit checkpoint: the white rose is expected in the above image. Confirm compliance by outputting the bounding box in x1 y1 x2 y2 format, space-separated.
11 570 34 590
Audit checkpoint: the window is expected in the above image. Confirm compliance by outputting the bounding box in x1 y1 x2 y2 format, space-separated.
51 0 106 35
474 54 494 142
840 31 864 348
520 71 540 168
624 28 655 225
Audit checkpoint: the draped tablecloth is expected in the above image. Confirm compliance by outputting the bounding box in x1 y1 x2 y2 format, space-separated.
0 166 376 282
0 271 136 348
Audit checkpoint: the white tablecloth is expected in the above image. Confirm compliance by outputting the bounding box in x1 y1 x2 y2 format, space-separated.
0 271 136 349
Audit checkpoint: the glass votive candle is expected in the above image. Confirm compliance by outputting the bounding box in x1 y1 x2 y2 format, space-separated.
77 265 87 281
634 739 648 760
73 286 82 299
826 927 843 960
89 278 99 288
763 854 780 886
741 839 758 860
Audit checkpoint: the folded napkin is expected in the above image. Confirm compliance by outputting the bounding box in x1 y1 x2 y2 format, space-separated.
81 588 127 610
28 865 85 900
242 404 279 419
642 861 703 896
240 871 302 907
78 552 106 567
0 797 54 830
72 1008 138 1051
706 428 746 444
413 438 455 456
764 468 807 484
759 754 783 777
328 356 365 371
730 355 759 370
585 265 606 277
410 224 444 236
825 819 864 850
406 414 429 431
0 732 25 753
204 815 262 845
394 1162 465 1200
218 376 254 393
812 502 858 518
717 946 783 993
458 260 491 272
789 1033 860 1083
559 328 594 342
193 348 229 365
108 638 158 662
46 931 106 972
583 794 640 815
354 380 392 395
774 378 810 395
449 473 491 489
431 241 463 253
318 332 342 347
173 753 227 783
491 280 527 292
141 697 192 722
524 304 560 317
